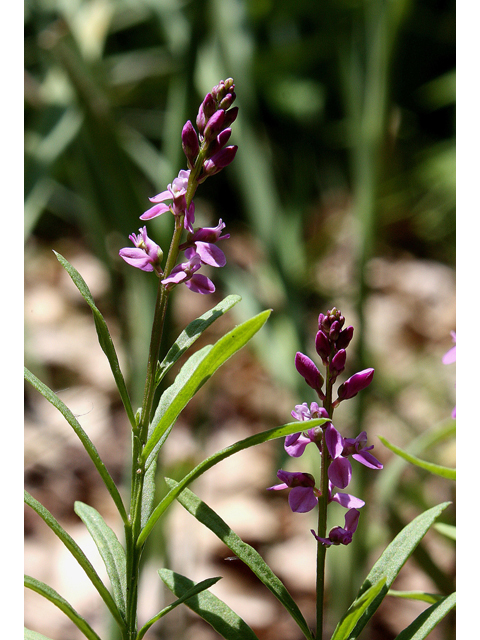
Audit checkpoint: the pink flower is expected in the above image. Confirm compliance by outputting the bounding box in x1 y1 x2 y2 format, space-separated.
119 227 163 273
179 220 230 267
161 248 215 295
311 509 360 546
140 169 195 231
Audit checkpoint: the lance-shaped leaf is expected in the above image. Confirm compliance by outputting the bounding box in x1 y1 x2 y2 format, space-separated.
155 294 242 387
24 575 102 640
24 367 127 523
137 418 328 547
165 479 315 640
159 569 260 640
330 579 387 640
141 309 271 465
393 592 456 640
24 491 125 630
136 575 221 640
387 590 444 604
53 251 136 429
342 502 451 639
74 502 127 619
378 436 456 480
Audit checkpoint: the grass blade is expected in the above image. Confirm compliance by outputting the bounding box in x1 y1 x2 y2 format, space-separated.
378 436 456 480
393 592 456 640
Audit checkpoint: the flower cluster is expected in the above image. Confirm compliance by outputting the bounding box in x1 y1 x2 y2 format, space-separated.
268 308 382 547
119 79 238 294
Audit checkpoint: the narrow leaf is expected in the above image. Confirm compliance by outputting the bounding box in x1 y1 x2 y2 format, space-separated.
24 367 127 523
24 628 54 640
159 569 260 640
141 309 272 464
378 436 456 480
330 578 387 640
24 491 125 631
53 251 136 429
394 592 456 640
387 590 444 604
433 522 456 541
24 575 102 640
136 576 221 640
345 502 451 639
137 418 328 547
165 479 315 640
155 294 242 387
74 501 127 619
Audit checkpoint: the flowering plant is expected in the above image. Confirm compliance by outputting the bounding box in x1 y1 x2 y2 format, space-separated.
25 80 455 640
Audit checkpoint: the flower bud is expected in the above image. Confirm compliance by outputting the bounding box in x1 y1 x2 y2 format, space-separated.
315 330 331 363
196 93 216 134
336 368 374 402
222 106 239 129
181 120 199 167
203 109 226 143
336 326 354 350
201 146 238 179
330 349 346 374
295 352 324 395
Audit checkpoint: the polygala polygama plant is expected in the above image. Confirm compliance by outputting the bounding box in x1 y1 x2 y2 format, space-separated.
25 79 455 640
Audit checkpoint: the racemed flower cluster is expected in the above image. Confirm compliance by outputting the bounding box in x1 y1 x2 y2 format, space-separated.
268 308 382 547
119 79 238 294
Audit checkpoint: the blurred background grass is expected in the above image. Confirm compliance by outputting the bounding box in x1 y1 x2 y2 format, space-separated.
24 0 455 638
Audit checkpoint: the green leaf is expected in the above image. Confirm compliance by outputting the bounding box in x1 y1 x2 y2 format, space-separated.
24 628 54 640
53 251 136 429
141 309 272 464
155 294 242 387
165 479 315 640
393 592 456 640
24 491 125 631
24 575 102 640
344 502 451 639
24 367 127 523
159 569 260 640
136 576 221 640
137 417 328 547
74 501 127 619
433 522 456 541
387 590 444 604
330 578 387 640
378 436 456 480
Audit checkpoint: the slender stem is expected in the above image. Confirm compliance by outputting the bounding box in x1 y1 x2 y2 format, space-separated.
316 369 334 640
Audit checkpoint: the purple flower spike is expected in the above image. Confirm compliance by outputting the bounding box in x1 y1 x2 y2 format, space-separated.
119 227 163 273
295 352 324 396
267 470 318 513
335 368 374 403
312 509 360 546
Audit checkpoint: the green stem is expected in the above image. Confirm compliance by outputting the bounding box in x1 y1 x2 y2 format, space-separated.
316 370 334 640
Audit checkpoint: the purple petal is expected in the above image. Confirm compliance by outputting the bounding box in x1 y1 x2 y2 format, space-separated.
325 424 344 459
344 508 360 533
331 491 365 509
119 248 154 272
140 203 170 220
284 433 312 457
328 457 352 489
311 530 333 546
289 486 318 513
266 482 288 491
149 189 171 203
352 450 383 470
195 242 226 267
442 345 456 365
186 274 215 294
